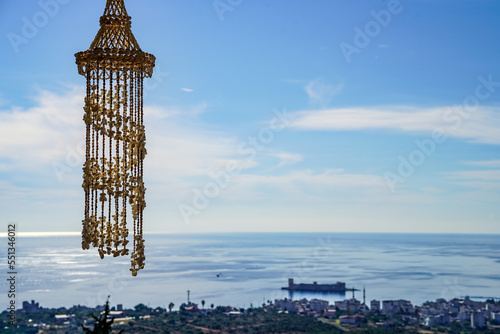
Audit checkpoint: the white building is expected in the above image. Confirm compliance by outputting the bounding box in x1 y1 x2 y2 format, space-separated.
424 316 439 327
324 308 336 318
441 313 451 325
382 300 413 314
370 300 380 312
335 300 347 311
309 299 329 312
275 299 299 313
339 315 356 325
471 311 485 329
457 311 469 322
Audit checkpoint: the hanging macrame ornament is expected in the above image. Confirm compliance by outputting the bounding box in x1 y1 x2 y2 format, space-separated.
75 0 155 276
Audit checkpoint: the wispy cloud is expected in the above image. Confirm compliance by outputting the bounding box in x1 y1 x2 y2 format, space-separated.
444 165 500 192
0 85 84 175
270 152 303 168
217 169 388 202
0 86 265 207
445 170 500 181
288 106 500 144
462 160 500 168
181 88 194 92
304 77 343 107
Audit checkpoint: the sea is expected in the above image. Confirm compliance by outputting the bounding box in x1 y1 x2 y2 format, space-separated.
2 233 500 311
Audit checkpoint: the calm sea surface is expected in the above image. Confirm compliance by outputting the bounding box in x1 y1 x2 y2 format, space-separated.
2 233 500 310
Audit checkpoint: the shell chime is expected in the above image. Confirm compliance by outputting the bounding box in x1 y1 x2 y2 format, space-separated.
75 0 155 276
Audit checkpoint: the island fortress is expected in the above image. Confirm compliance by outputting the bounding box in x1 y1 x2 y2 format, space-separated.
282 278 348 292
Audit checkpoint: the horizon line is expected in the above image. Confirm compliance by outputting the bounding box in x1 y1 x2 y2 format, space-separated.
1 231 499 238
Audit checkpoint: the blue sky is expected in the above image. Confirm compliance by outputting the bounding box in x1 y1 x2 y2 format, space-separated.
0 0 499 234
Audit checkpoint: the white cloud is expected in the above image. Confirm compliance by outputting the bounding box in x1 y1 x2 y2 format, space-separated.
181 88 194 92
444 167 500 192
0 86 263 206
218 169 388 202
0 85 85 175
445 170 500 181
304 77 343 107
288 106 500 144
270 152 303 168
419 187 444 194
462 160 500 168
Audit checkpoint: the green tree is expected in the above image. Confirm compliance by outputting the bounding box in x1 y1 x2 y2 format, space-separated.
211 303 214 309
201 300 205 309
134 303 150 313
179 303 187 314
82 296 123 334
168 302 175 313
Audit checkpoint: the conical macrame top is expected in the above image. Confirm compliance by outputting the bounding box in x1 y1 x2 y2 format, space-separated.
90 0 141 51
103 0 129 17
75 0 155 76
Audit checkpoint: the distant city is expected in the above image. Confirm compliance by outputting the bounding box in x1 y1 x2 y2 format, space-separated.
274 293 499 330
8 282 500 333
278 278 500 330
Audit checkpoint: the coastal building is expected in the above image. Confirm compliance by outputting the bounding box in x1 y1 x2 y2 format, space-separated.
424 316 439 327
335 298 361 312
370 300 380 312
324 308 337 318
309 299 329 312
185 303 200 313
283 278 347 292
449 304 459 314
275 298 299 313
424 313 450 327
491 312 500 322
359 303 370 313
487 303 500 312
339 315 365 325
457 309 470 322
22 300 40 313
347 299 362 313
382 300 413 314
471 311 486 328
441 313 451 325
382 300 395 314
113 316 134 324
104 311 125 318
335 300 347 311
227 310 244 316
485 303 500 318
339 315 357 325
54 314 75 324
459 305 471 314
